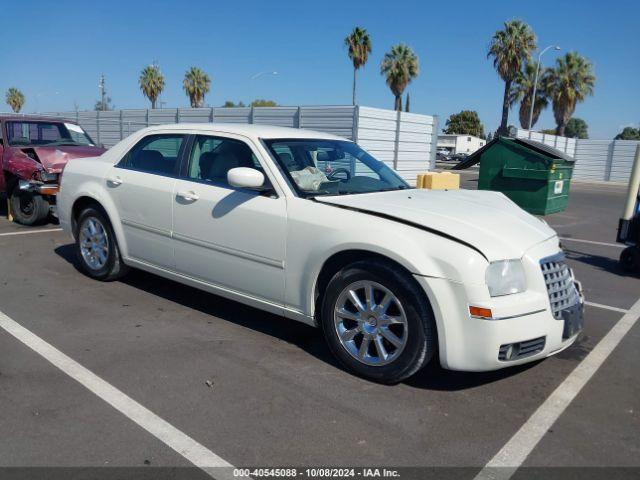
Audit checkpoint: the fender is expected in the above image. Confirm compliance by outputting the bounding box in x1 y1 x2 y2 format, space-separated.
313 199 488 261
284 198 487 317
61 180 129 260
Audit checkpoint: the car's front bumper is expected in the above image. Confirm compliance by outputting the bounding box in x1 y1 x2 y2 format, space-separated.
415 238 584 372
18 179 60 196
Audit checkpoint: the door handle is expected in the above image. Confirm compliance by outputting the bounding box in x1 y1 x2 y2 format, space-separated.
107 176 123 187
176 190 199 202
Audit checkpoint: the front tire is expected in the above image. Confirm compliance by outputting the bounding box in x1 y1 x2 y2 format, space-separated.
321 259 437 384
74 207 128 281
10 191 50 225
619 246 640 273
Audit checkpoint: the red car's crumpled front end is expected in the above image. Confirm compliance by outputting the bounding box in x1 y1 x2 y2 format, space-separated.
5 145 106 195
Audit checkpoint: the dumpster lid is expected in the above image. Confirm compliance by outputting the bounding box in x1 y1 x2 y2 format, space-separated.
514 137 575 163
452 136 575 170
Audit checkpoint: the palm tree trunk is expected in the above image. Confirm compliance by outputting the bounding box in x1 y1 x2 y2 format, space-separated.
151 98 157 109
394 95 402 111
556 124 566 136
498 79 512 135
352 68 357 106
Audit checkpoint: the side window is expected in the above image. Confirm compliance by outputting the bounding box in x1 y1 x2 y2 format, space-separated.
186 135 262 186
119 134 185 176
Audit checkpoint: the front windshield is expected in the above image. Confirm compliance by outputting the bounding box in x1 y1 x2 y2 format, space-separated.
6 121 95 147
263 138 410 196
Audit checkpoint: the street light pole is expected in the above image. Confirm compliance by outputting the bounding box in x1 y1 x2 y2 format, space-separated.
528 45 560 131
250 71 278 80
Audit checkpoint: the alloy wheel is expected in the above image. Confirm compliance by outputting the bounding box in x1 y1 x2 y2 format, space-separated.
79 217 109 270
333 280 409 366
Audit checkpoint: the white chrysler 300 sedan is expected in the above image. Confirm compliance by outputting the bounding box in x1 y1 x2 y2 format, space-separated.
58 124 584 383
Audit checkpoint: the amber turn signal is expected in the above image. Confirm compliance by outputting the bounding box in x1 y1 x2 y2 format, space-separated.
469 306 493 318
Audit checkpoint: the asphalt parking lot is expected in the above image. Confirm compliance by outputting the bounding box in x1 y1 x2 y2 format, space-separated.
0 174 638 479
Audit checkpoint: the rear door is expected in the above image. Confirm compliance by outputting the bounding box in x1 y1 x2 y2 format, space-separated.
106 133 187 269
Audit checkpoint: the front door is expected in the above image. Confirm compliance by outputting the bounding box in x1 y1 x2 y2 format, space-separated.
107 133 187 269
172 134 287 305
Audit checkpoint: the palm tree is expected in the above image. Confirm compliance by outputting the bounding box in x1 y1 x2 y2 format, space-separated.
139 64 165 109
183 67 211 108
487 20 537 134
6 87 25 113
547 52 595 136
344 27 372 106
509 61 552 129
380 44 419 111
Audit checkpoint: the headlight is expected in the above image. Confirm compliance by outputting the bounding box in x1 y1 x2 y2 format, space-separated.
485 260 526 297
35 170 59 182
41 171 59 182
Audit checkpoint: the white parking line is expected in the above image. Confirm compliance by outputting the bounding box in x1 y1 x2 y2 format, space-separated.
0 228 63 237
559 237 624 249
0 311 236 480
475 296 640 480
584 301 629 314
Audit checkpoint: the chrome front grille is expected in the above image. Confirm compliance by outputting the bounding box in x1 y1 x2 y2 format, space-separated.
540 254 580 319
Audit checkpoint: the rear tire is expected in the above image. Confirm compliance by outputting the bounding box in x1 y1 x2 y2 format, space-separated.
10 191 49 225
74 207 128 281
321 259 437 384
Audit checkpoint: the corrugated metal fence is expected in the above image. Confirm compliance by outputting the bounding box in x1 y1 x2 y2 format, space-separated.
356 106 437 184
33 105 437 184
513 128 639 183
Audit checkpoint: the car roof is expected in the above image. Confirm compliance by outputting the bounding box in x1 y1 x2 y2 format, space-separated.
0 114 74 123
141 123 348 141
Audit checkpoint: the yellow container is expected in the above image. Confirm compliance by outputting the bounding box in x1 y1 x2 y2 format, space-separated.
417 172 460 190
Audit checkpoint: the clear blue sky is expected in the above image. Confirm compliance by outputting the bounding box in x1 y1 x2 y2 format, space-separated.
2 0 638 139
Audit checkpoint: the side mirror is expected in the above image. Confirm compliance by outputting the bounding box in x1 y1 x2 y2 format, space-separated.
227 167 265 189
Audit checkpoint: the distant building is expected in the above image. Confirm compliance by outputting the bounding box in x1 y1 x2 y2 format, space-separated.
437 134 485 155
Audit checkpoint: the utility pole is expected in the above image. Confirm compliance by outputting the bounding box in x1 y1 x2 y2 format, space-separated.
99 74 106 111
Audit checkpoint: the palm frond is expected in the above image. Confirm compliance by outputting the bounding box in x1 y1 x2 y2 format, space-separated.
5 87 25 113
380 43 419 99
139 64 166 107
345 26 372 70
183 66 212 108
547 52 596 133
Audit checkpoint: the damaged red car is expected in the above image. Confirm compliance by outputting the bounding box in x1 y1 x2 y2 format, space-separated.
0 116 106 225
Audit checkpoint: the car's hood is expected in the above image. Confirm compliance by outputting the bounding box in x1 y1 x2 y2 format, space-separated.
28 145 106 172
315 189 557 261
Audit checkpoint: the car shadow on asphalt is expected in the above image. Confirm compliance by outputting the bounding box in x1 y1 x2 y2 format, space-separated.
564 247 635 277
405 358 541 390
53 243 339 365
55 242 543 391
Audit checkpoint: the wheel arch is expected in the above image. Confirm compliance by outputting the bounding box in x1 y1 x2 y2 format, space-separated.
312 249 434 323
3 170 18 194
69 194 128 259
71 196 106 234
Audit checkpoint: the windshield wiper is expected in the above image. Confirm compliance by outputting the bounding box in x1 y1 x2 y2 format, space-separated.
374 186 413 193
49 141 82 146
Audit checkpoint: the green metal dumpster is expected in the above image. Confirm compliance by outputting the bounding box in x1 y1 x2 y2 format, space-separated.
453 137 576 215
